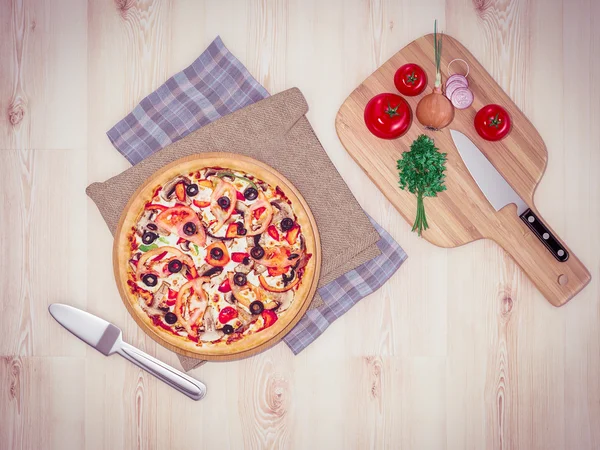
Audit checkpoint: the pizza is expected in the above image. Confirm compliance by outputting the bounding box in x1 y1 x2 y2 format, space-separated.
119 159 317 356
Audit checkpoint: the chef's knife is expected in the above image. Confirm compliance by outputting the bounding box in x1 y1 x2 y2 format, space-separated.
450 129 568 262
49 303 206 401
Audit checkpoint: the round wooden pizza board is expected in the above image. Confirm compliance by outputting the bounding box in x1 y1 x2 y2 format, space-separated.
113 153 321 361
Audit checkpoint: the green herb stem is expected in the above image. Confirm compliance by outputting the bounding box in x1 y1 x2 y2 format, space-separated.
412 192 429 236
433 19 443 88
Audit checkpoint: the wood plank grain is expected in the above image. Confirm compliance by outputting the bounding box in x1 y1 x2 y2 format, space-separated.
245 0 288 94
562 0 600 448
0 149 87 357
0 356 85 450
0 0 87 150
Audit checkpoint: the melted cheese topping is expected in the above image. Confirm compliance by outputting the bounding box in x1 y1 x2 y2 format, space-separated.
129 166 307 345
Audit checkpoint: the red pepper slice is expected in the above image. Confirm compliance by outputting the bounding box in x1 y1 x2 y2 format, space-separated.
261 310 278 329
231 252 249 263
175 182 186 202
151 250 168 262
185 271 195 281
225 223 239 238
259 274 299 292
219 306 238 324
267 225 280 241
168 288 178 299
218 278 232 293
253 206 266 220
144 203 168 211
268 266 287 277
236 190 245 201
193 199 210 208
286 225 300 245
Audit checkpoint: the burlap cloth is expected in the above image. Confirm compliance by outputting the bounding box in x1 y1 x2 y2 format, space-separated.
87 88 381 368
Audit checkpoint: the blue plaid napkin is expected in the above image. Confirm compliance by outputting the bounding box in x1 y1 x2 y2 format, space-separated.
107 36 407 366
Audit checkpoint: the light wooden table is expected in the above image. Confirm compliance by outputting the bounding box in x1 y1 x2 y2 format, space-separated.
1 1 598 449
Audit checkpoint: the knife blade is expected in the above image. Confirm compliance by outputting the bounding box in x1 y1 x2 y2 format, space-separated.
450 129 569 262
49 304 207 401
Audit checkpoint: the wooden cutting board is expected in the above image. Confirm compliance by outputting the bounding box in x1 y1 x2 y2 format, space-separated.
335 34 590 307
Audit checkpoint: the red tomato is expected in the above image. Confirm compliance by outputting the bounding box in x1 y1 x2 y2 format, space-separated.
364 93 412 139
394 63 428 96
474 104 512 141
218 306 238 324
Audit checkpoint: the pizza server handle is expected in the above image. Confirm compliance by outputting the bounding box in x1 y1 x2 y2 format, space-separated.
117 341 207 401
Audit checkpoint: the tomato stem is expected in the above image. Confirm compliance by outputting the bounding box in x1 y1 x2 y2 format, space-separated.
407 71 417 84
385 101 400 118
489 113 502 128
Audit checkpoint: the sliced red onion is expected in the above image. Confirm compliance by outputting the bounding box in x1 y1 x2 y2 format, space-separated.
446 74 468 88
451 88 474 110
445 80 467 100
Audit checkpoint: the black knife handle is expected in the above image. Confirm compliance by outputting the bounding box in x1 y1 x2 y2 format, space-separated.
519 208 569 262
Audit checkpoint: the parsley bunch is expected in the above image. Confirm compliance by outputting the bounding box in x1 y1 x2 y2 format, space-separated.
397 135 447 236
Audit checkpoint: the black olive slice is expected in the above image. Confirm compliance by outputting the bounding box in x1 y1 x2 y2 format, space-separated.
210 247 224 260
217 196 231 209
250 246 265 259
142 231 158 245
142 273 158 287
186 183 199 196
244 187 258 201
183 222 197 236
280 218 294 231
233 273 247 286
222 324 234 335
249 301 264 315
164 312 177 324
168 259 182 273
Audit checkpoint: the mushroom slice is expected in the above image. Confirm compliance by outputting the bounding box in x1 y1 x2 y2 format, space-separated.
274 290 294 313
178 240 191 252
198 306 224 342
153 282 169 308
253 263 267 274
234 259 254 274
237 308 253 325
136 209 161 236
263 300 280 310
161 175 191 202
270 199 293 225
199 265 222 278
224 292 236 305
235 201 249 214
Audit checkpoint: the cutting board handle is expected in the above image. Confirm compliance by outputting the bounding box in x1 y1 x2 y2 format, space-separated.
494 208 590 306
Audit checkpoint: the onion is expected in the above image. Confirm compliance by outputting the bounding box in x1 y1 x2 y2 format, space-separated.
445 80 467 100
415 20 454 131
451 87 474 110
416 86 455 130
